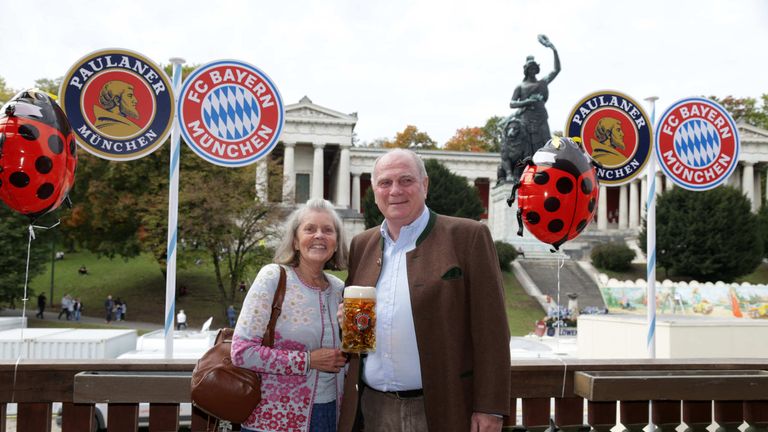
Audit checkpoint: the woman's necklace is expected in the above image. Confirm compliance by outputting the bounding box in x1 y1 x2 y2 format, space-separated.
295 267 329 290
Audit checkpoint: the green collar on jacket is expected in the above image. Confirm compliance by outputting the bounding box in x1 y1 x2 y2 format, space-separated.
378 209 438 250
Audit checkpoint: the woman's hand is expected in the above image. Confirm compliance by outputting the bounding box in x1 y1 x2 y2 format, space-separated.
309 348 347 373
336 303 344 327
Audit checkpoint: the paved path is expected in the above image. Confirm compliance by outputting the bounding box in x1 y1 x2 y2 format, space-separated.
0 307 163 331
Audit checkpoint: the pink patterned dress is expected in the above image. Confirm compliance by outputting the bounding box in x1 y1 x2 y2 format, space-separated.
231 264 345 432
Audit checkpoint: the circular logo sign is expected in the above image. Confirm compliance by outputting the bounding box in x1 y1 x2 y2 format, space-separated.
655 97 739 191
60 48 175 161
178 60 284 167
566 91 653 186
354 312 371 331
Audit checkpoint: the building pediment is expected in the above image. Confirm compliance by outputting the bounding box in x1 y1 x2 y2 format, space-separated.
738 123 768 143
285 96 358 126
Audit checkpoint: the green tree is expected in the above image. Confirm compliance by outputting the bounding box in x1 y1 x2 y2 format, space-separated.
483 116 504 152
385 125 437 149
639 186 762 282
757 205 768 259
0 206 49 307
362 158 484 228
179 166 278 306
0 76 17 102
710 95 768 130
33 77 63 96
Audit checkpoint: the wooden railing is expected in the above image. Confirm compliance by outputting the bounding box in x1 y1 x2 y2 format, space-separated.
2 359 768 432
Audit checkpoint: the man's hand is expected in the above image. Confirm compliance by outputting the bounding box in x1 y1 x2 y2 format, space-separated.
470 412 503 432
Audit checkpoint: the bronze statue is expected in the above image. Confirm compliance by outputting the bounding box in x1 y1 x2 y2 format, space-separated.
499 34 561 196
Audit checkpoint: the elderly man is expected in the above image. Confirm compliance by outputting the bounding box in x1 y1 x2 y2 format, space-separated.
93 80 141 136
339 148 511 432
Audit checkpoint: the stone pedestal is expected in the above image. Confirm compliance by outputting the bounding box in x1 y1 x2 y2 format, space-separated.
489 183 568 259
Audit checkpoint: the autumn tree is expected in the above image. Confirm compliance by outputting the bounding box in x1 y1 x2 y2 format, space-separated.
384 125 437 149
444 116 505 152
444 127 490 152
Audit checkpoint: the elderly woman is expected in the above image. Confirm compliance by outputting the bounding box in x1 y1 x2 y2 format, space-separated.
232 198 349 432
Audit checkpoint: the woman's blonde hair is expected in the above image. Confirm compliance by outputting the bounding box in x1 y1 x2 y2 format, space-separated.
273 198 348 270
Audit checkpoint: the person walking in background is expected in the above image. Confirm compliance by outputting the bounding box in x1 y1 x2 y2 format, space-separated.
73 298 82 321
176 309 187 330
338 149 511 432
114 298 123 321
58 294 72 320
36 293 46 319
232 198 349 432
226 305 237 327
104 295 114 323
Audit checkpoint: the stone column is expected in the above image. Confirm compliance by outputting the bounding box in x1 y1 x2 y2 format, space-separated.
312 143 325 199
629 180 640 228
641 174 648 220
335 144 351 208
656 172 664 196
351 173 361 212
598 185 608 231
742 162 755 212
255 159 268 202
282 142 296 204
619 183 628 230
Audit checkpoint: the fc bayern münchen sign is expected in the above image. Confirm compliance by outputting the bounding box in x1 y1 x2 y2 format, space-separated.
566 90 653 186
655 97 739 191
60 48 175 161
178 60 284 167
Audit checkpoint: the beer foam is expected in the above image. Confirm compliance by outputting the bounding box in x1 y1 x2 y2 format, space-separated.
344 285 376 299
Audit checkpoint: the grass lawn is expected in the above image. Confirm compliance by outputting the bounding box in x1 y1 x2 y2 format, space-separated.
22 252 541 336
27 251 230 330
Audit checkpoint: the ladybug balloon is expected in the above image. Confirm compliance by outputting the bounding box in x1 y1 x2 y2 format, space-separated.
515 136 599 251
0 89 77 220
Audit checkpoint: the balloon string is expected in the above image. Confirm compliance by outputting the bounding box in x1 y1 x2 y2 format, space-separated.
555 256 565 350
11 221 60 403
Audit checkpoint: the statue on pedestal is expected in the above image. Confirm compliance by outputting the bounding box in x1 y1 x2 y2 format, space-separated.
498 34 561 196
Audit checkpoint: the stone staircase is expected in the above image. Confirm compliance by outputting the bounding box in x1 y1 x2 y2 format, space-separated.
514 259 606 311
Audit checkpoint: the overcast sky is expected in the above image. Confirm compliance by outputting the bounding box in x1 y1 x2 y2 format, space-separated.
2 0 766 145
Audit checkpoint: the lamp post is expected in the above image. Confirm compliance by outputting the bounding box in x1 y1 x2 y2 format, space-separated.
49 237 55 308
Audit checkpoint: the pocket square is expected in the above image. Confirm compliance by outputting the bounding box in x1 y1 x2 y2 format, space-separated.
441 266 463 280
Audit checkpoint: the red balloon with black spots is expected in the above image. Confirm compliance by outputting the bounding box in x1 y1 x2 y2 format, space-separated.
0 90 77 220
517 137 599 250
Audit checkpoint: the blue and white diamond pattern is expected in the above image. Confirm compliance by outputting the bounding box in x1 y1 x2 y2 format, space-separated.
202 85 260 141
674 119 720 168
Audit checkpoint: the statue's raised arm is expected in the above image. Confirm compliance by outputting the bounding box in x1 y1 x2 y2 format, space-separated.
537 34 560 84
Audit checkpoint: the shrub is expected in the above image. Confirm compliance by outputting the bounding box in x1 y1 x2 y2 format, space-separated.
591 242 635 272
639 186 762 282
494 241 518 272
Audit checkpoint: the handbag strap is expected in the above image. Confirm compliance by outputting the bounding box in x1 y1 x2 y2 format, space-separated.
261 265 287 347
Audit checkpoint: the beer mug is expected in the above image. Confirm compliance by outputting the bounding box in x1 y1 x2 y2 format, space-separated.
342 286 376 353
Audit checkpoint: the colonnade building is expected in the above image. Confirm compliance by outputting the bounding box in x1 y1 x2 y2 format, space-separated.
255 97 768 244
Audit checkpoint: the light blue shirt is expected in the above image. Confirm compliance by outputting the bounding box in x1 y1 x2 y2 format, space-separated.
363 206 430 391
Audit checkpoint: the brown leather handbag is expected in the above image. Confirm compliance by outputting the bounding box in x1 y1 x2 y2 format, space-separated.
191 266 287 424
